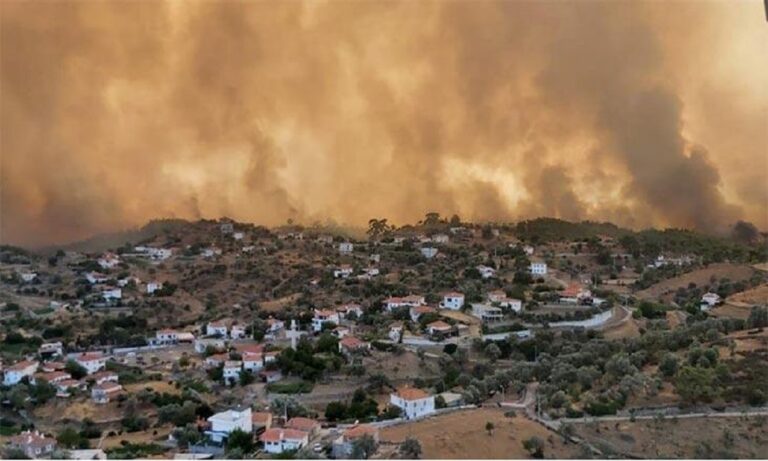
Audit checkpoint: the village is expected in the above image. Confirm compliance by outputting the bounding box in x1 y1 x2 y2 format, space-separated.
0 216 766 459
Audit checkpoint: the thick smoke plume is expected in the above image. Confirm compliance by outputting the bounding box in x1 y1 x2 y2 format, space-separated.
1 1 766 246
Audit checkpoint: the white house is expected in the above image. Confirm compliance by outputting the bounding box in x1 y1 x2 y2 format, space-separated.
530 261 548 275
334 265 354 279
339 242 354 254
101 287 122 302
420 247 438 259
39 342 63 358
259 428 309 454
440 292 465 310
146 281 163 294
156 329 179 343
220 222 234 234
117 276 140 288
8 431 57 459
195 338 226 354
3 360 38 386
358 267 380 279
701 292 722 311
336 303 363 319
155 329 179 344
384 295 425 312
74 352 107 374
97 253 120 269
233 232 245 241
388 323 403 342
201 247 222 258
390 387 435 420
19 272 38 283
476 265 496 279
312 309 340 332
471 304 504 323
425 320 453 336
230 324 247 340
91 381 122 404
332 425 379 459
206 321 229 337
266 318 285 334
487 290 522 312
223 361 243 384
134 246 172 261
242 353 264 372
432 234 449 244
207 407 253 443
85 272 109 285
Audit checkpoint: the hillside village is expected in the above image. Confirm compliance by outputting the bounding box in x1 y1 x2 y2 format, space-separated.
0 216 767 459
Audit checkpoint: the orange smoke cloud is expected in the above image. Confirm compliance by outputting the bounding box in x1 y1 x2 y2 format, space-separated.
1 0 766 247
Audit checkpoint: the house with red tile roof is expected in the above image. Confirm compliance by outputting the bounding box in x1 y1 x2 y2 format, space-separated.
259 428 309 454
285 417 320 437
3 360 38 386
312 309 340 332
332 424 380 458
338 336 370 356
390 386 435 419
7 430 56 458
251 412 273 432
91 381 123 404
74 352 107 375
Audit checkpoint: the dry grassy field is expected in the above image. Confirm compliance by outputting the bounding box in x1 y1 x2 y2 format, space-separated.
380 408 580 459
636 263 757 301
573 415 768 458
727 283 768 306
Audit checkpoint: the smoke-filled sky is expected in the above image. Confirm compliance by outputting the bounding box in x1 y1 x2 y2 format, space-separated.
1 0 766 247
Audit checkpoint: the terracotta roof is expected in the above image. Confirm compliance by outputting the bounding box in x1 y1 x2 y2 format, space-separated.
235 343 265 354
242 353 263 362
403 295 424 303
9 431 55 449
76 352 104 362
339 336 367 349
259 428 308 443
34 371 70 382
251 412 272 426
91 371 118 380
93 381 122 392
7 360 38 372
344 424 378 440
285 417 319 432
57 379 80 388
412 305 436 314
41 361 65 371
427 320 452 330
314 309 337 317
444 292 464 298
395 387 430 401
337 303 361 312
206 353 229 362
